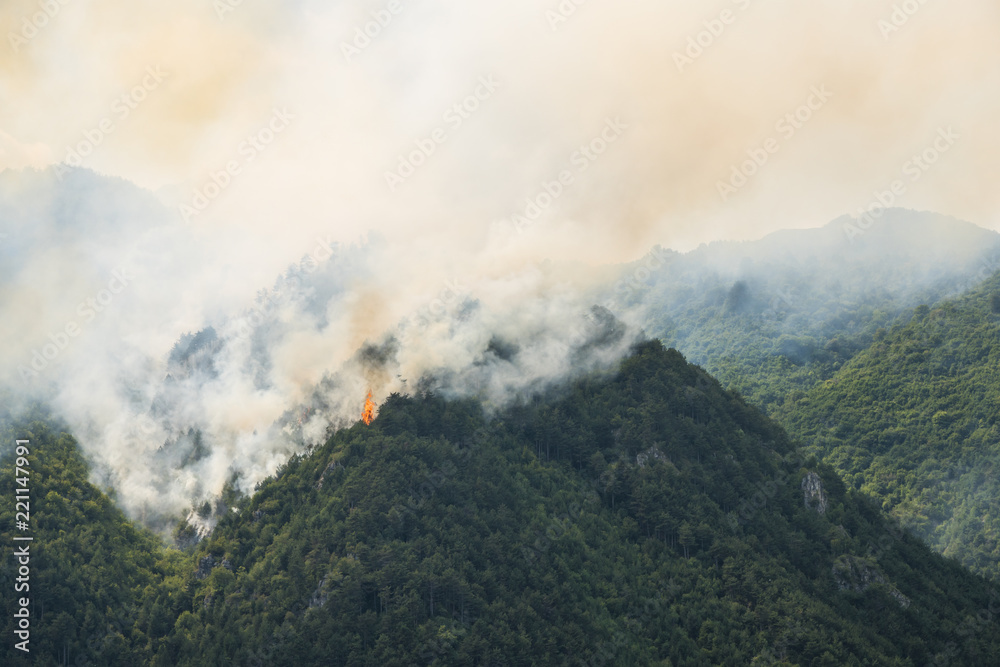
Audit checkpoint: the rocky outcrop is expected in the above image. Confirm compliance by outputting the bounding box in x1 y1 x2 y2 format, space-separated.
636 445 667 468
195 555 233 580
317 458 342 490
309 574 329 609
832 555 910 608
196 555 216 580
801 471 828 514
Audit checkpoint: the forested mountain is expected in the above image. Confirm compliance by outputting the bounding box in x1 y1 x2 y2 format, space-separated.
615 209 1000 413
0 409 186 666
5 341 1000 665
773 271 1000 581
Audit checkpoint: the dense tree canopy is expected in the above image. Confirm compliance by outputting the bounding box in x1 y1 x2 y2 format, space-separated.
773 273 1000 581
6 341 1000 665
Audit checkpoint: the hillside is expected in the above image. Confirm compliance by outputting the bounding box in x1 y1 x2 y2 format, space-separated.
774 271 1000 581
0 410 185 666
4 341 1000 665
614 210 1000 413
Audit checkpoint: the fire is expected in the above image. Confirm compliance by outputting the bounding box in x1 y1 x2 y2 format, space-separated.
361 390 376 425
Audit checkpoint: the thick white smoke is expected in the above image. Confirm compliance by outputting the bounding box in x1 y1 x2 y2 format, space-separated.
1 167 641 526
2 0 999 529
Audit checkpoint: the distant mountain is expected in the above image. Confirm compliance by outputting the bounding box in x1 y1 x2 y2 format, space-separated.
0 166 170 281
773 270 1000 581
614 209 1000 412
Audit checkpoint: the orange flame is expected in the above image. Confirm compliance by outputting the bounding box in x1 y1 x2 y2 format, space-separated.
361 390 376 425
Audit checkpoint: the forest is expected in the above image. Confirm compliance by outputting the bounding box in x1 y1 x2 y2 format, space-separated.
3 341 1000 665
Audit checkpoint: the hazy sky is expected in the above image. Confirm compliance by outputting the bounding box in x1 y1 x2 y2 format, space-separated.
2 0 998 263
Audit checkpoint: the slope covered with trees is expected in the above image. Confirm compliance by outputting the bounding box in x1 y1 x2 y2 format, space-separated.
617 210 1000 414
150 341 1000 665
774 271 1000 581
0 410 186 666
4 342 1000 665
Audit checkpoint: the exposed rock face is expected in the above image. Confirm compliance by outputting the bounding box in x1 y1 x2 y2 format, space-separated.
801 471 828 514
196 555 234 580
309 574 329 609
317 458 342 490
636 445 667 468
194 554 233 579
196 555 216 580
832 555 911 608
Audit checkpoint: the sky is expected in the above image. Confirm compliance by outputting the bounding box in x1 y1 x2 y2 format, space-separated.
2 0 998 262
2 0 999 524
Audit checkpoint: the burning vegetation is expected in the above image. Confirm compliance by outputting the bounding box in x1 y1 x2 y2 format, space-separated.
361 390 376 425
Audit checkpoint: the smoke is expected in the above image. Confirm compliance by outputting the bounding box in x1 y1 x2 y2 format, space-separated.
0 167 640 526
1 0 999 525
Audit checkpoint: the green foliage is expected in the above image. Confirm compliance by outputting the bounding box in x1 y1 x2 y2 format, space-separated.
144 342 1000 664
0 412 184 666
626 215 1000 419
773 272 1000 582
4 342 1000 664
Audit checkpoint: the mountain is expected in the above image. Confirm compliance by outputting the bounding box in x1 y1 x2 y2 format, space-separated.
0 409 185 666
613 209 1000 413
1 167 645 528
773 270 1000 581
7 341 999 665
0 167 171 282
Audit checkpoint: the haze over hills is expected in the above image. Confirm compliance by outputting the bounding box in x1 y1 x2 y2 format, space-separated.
611 209 1000 411
5 1 1000 664
4 169 1000 663
7 170 1000 529
5 167 1000 535
3 167 647 529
